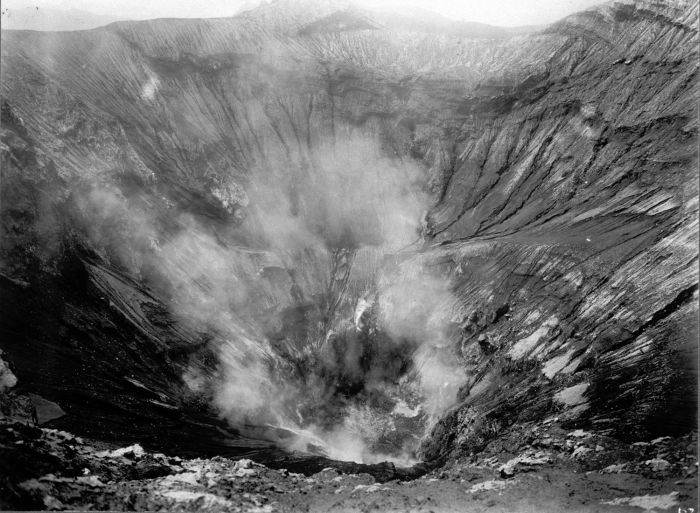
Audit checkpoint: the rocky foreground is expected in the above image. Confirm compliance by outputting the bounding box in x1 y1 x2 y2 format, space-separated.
1 412 696 512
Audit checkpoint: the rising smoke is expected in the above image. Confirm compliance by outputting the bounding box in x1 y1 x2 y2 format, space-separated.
71 130 467 466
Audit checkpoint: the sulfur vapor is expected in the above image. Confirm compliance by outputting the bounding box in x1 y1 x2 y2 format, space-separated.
69 131 467 466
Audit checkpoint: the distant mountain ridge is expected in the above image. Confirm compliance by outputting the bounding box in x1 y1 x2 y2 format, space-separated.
0 1 540 35
1 6 121 31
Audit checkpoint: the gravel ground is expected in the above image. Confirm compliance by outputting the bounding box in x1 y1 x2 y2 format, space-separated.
2 417 696 512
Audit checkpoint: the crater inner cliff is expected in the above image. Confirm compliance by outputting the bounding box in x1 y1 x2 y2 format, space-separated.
0 0 697 471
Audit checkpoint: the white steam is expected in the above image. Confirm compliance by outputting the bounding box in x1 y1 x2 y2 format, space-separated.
72 132 467 466
378 261 466 419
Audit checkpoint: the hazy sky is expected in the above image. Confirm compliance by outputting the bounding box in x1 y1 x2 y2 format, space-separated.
3 0 606 27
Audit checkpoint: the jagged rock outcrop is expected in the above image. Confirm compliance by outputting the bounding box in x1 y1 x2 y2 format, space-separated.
1 418 696 511
0 0 697 479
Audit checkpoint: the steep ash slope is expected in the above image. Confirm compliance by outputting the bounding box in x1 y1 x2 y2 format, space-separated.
0 0 697 475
